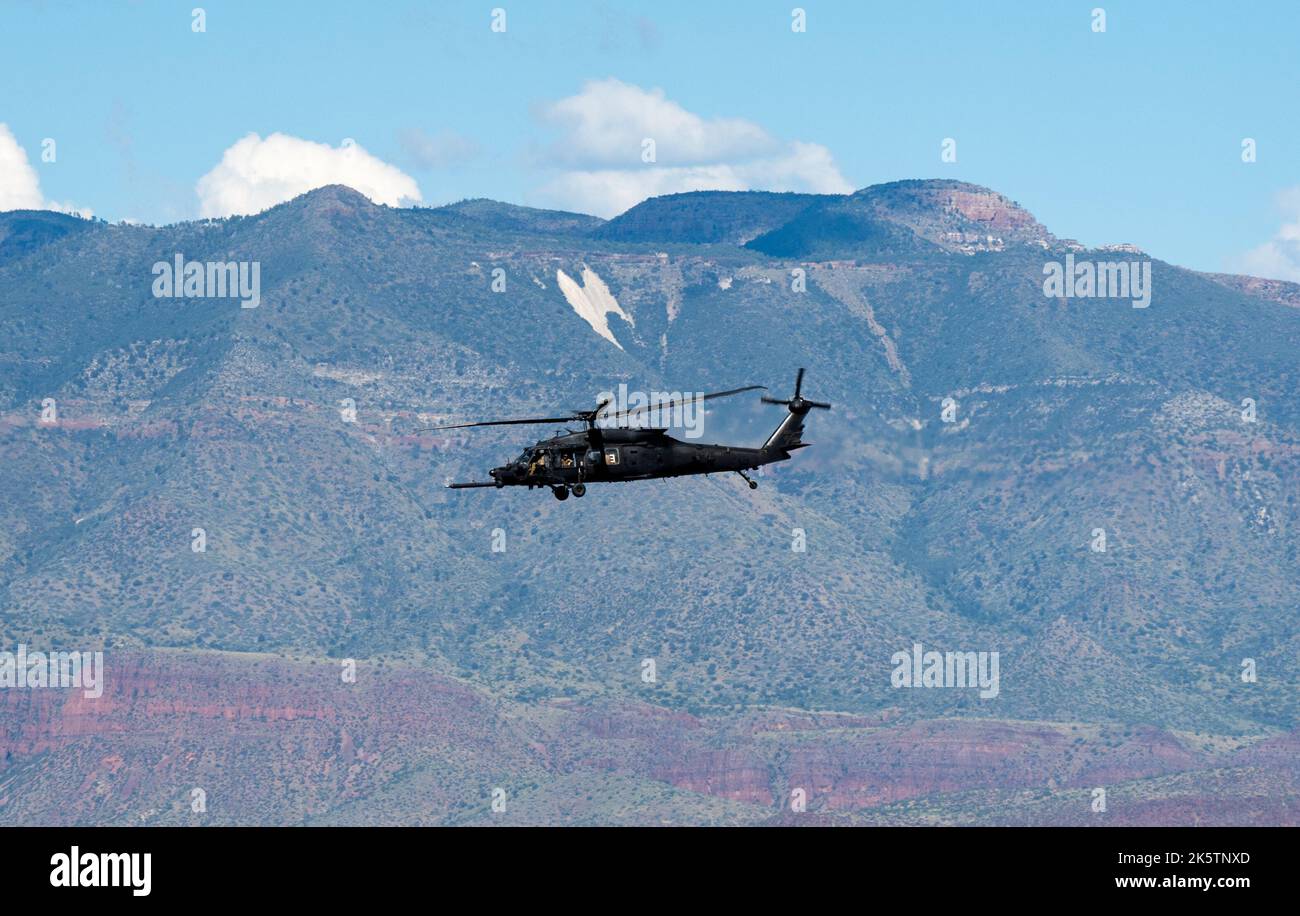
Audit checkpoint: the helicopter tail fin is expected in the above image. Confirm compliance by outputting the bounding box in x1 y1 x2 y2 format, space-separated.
762 408 809 452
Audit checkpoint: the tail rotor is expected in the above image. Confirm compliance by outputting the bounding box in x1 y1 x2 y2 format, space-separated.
761 367 831 413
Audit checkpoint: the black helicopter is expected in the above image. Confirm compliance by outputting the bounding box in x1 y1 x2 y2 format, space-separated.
433 369 830 500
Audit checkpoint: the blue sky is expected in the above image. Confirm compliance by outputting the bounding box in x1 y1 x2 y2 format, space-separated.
2 0 1299 278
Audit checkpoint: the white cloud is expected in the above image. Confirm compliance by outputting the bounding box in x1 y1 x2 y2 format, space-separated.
739 141 852 193
1233 187 1300 282
0 124 44 211
541 78 773 167
195 132 422 217
533 79 851 216
0 123 92 216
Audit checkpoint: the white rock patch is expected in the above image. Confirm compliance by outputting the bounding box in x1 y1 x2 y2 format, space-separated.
556 266 634 349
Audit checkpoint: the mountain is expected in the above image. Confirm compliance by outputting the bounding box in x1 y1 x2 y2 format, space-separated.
747 179 1056 258
593 190 830 245
1 180 1297 825
0 209 96 264
436 198 606 237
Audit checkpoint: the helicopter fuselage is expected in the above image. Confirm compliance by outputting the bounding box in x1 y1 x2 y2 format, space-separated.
489 427 789 489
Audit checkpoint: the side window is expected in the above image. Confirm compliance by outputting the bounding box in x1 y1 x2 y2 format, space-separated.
604 448 619 465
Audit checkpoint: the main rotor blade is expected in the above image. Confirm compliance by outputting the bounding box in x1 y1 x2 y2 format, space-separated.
577 396 615 426
419 416 576 432
805 400 832 409
761 396 792 405
794 367 805 397
603 385 766 424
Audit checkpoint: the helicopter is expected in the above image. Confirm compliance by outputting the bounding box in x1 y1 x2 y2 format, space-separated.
431 369 830 500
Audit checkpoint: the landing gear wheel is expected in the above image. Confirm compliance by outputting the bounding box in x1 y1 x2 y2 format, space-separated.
572 483 586 497
747 480 758 490
552 486 569 501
